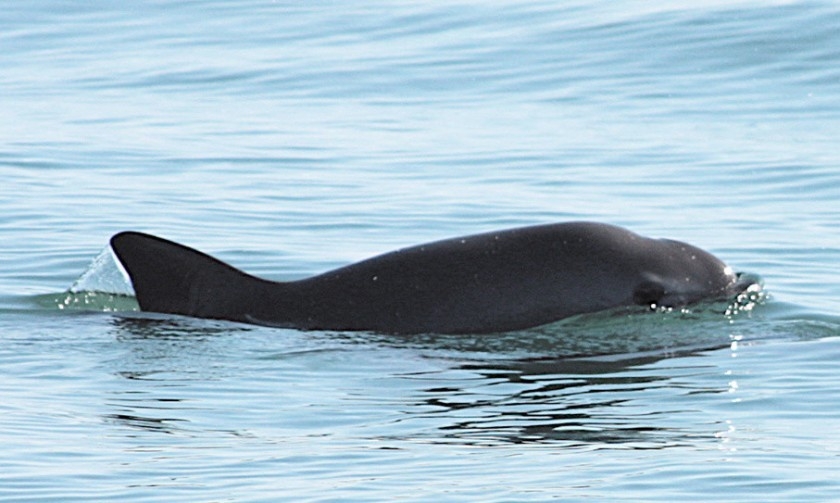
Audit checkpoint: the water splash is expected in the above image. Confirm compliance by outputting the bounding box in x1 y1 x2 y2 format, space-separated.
69 246 133 295
724 273 766 318
54 246 139 312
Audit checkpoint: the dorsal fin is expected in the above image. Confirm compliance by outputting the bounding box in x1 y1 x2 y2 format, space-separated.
110 231 265 320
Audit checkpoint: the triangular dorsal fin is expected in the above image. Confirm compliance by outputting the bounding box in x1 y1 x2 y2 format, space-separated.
110 231 265 320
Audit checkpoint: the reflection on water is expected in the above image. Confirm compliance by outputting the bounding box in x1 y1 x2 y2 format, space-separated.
403 347 728 447
110 315 252 340
385 297 770 447
98 311 749 449
103 410 189 435
103 317 255 437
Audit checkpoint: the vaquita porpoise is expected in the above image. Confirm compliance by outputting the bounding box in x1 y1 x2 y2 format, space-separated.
110 222 753 334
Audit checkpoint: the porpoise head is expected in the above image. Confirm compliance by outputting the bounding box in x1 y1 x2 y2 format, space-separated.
628 237 742 309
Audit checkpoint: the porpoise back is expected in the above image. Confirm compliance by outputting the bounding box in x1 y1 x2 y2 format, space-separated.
110 222 743 334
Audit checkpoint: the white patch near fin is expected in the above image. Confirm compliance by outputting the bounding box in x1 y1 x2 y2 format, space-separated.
69 245 135 296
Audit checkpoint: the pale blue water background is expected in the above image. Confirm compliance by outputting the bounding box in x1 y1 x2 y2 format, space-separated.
2 0 840 501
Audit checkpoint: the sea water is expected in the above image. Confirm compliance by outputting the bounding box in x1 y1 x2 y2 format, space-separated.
2 1 840 501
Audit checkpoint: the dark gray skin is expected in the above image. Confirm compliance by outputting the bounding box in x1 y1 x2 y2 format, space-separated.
110 222 746 335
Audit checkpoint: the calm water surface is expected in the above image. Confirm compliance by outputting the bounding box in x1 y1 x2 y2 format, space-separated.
2 1 840 501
